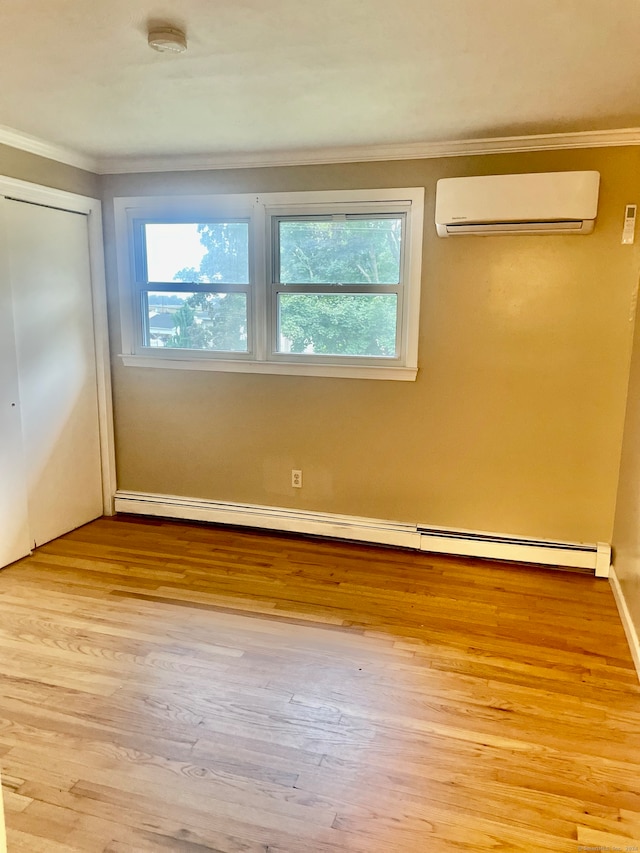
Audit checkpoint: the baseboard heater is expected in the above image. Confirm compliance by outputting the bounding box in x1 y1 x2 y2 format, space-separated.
417 524 610 578
113 490 610 578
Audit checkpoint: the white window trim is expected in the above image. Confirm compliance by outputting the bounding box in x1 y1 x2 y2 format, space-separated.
114 187 424 381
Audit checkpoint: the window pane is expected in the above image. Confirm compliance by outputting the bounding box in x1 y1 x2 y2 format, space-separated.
278 217 402 284
144 222 249 284
146 291 248 352
278 293 397 357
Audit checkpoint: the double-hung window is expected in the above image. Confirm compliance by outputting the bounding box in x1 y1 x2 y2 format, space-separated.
116 188 424 380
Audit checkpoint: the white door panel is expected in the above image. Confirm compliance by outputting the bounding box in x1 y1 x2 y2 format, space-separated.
0 199 30 565
7 200 103 547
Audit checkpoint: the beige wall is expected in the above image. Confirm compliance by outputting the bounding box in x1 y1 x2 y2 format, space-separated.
0 143 98 197
612 283 640 636
101 147 640 543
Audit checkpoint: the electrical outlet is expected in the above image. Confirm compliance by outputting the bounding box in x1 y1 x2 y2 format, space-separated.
291 469 303 488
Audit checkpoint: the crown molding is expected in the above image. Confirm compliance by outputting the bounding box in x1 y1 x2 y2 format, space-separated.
1 122 639 176
96 127 640 175
0 124 97 173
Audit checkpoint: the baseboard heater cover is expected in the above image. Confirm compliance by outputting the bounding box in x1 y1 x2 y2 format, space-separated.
114 491 420 549
417 524 610 577
113 490 610 577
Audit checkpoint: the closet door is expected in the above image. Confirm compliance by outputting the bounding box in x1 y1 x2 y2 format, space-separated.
0 201 30 565
7 198 103 548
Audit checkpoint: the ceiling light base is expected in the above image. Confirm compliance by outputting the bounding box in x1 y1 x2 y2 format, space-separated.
148 27 187 54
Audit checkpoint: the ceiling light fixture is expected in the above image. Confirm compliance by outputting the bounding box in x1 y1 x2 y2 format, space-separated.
148 27 187 54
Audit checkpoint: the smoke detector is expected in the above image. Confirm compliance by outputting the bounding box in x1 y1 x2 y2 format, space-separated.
148 27 187 54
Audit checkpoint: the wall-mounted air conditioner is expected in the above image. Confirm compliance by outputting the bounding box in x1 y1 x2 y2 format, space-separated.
435 171 600 236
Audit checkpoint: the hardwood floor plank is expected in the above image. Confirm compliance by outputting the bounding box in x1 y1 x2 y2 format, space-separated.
1 515 639 851
5 830 85 853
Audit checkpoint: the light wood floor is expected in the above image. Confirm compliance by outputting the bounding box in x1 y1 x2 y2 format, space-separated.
0 516 639 852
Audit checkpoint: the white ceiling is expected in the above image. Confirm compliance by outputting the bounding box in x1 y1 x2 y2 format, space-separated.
1 0 640 170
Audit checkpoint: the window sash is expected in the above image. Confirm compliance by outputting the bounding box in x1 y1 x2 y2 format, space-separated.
131 216 255 358
137 289 254 357
271 213 405 287
273 291 401 361
268 284 404 363
133 217 252 286
141 290 251 354
266 210 407 364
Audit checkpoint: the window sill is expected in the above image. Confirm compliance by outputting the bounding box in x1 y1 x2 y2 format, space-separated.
119 354 418 381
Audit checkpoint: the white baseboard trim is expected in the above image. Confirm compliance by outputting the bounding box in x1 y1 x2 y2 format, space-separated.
609 566 640 682
114 490 610 576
